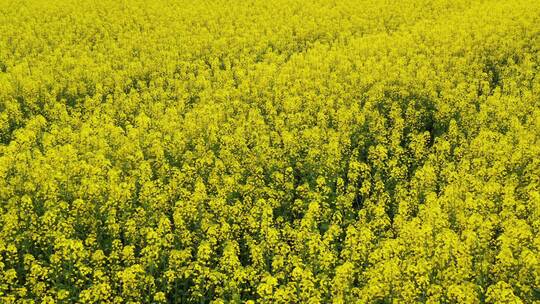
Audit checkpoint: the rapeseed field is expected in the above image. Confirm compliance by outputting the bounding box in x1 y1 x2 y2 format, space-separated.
0 0 539 303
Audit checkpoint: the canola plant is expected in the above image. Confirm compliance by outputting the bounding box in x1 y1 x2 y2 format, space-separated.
0 0 539 303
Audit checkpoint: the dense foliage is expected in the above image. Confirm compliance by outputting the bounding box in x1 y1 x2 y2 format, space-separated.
1 0 540 303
